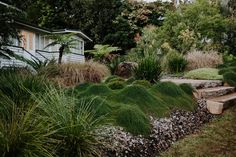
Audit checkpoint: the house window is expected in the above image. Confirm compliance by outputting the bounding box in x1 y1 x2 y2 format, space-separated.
35 34 39 50
39 35 44 50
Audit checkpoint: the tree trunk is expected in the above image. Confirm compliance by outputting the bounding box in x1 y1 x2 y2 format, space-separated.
58 46 64 64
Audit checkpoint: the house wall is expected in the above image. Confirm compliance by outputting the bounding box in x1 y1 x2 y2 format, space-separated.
7 29 85 65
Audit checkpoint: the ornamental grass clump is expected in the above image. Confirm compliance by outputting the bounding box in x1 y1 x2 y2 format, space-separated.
186 50 223 71
48 61 110 87
107 81 125 90
133 56 162 83
179 83 194 96
36 88 104 157
132 80 152 88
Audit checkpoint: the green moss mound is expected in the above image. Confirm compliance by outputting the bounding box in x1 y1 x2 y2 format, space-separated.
153 82 185 97
223 71 236 87
185 68 223 80
76 96 112 117
112 85 168 116
79 84 112 97
116 105 151 135
179 83 194 95
107 81 125 90
132 80 152 88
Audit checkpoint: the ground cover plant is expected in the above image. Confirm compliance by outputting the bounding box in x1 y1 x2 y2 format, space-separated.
73 79 196 135
184 68 223 80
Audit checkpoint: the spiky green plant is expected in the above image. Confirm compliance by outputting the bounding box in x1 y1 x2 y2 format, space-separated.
133 56 162 83
0 95 56 157
36 88 104 157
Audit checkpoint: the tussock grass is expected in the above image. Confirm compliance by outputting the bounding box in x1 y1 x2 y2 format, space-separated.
132 80 152 88
186 50 223 71
107 81 125 90
152 82 185 97
53 61 110 87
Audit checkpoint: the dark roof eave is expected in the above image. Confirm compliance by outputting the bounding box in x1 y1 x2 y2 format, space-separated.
14 21 92 41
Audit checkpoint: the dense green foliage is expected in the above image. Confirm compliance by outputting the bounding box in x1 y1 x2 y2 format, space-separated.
223 71 236 87
185 68 223 80
107 81 125 90
116 106 151 136
132 80 152 88
166 51 188 73
179 83 194 96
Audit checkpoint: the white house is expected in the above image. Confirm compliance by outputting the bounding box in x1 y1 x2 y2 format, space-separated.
0 20 92 68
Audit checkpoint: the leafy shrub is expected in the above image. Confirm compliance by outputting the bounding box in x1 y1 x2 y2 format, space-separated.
133 56 162 83
219 67 236 75
116 106 151 136
153 82 185 97
107 81 125 90
179 83 194 95
51 61 110 87
186 50 223 71
185 68 223 80
132 80 152 88
167 52 188 73
223 71 236 87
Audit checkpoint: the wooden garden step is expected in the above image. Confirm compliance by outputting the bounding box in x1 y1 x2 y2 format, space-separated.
207 93 236 114
197 86 235 99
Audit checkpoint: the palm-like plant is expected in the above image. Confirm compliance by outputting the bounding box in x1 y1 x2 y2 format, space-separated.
85 44 120 62
45 33 81 64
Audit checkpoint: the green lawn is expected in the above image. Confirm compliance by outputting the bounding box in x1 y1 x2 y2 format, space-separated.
160 105 236 157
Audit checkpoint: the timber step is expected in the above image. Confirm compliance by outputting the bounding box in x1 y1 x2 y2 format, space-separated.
207 93 236 114
197 86 235 99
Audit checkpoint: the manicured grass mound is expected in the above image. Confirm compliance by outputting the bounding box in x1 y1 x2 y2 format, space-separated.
179 83 194 96
104 75 124 84
79 84 112 97
107 81 125 90
151 82 195 112
223 71 236 87
153 82 185 97
185 68 223 80
112 85 168 116
132 80 152 88
116 105 151 136
126 77 136 84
